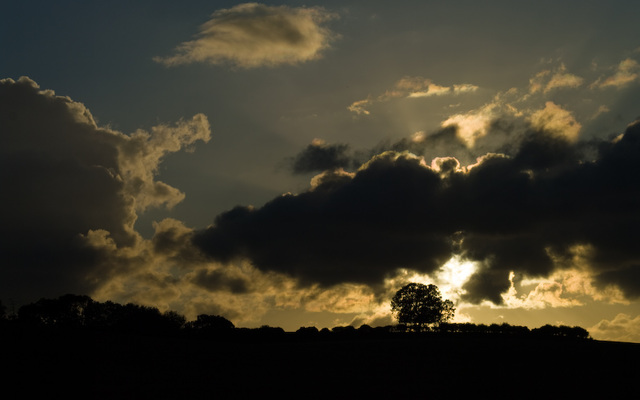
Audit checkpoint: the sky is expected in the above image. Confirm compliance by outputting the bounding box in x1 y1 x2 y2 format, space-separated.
2 0 640 342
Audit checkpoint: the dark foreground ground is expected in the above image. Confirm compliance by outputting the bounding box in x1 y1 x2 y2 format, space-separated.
4 329 638 399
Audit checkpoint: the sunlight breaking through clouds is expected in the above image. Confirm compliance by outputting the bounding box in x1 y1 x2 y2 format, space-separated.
440 104 496 148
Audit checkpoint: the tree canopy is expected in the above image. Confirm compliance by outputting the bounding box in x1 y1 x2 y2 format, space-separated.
391 283 455 331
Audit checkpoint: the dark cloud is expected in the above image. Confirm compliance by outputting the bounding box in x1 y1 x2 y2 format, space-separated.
288 141 352 174
0 77 210 305
195 151 455 287
366 126 471 165
286 126 470 176
195 120 640 303
191 269 250 294
0 78 129 302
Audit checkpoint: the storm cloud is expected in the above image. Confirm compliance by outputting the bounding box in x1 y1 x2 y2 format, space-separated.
195 120 640 304
0 77 210 304
287 140 353 174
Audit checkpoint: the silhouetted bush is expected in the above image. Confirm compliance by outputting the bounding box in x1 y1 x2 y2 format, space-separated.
185 314 234 332
295 326 319 338
0 300 6 320
8 294 592 343
258 325 285 336
18 294 94 329
532 324 590 339
16 294 186 335
357 324 373 334
331 325 357 338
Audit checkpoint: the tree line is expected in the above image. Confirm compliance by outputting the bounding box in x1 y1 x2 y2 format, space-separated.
0 294 590 341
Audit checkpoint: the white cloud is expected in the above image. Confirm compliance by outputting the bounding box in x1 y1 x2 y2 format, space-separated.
154 3 337 68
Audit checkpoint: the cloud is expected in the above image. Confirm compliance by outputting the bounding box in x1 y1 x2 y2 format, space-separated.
154 3 337 68
194 151 455 288
589 313 640 342
591 58 639 89
0 77 210 305
528 101 581 142
195 119 640 306
0 77 427 327
529 64 583 94
348 76 478 115
501 270 586 310
440 103 498 148
347 99 371 116
287 139 353 174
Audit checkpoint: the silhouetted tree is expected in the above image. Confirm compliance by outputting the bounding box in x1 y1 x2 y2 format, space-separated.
390 283 455 331
186 314 235 332
18 294 94 328
111 303 168 334
332 325 356 334
162 310 187 331
257 325 285 336
295 326 319 337
532 324 590 339
83 300 120 330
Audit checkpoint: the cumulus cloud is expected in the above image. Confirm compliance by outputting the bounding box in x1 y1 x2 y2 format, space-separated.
86 218 291 323
154 3 337 68
590 313 640 342
195 119 640 306
348 76 478 115
0 77 210 305
119 115 211 212
528 101 581 142
0 76 410 326
501 270 587 310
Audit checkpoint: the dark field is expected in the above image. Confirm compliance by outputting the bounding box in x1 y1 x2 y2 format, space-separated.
4 329 638 399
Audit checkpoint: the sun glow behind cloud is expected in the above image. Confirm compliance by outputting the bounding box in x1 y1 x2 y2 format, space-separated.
440 103 496 147
388 256 478 304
